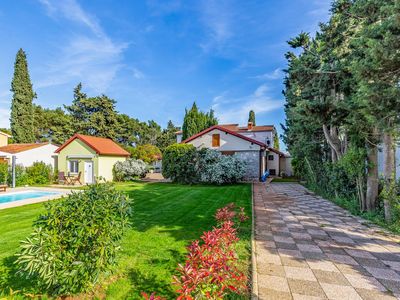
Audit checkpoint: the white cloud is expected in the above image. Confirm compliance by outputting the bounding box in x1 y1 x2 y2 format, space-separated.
253 68 283 81
212 84 284 124
199 0 234 53
132 68 145 79
37 0 128 93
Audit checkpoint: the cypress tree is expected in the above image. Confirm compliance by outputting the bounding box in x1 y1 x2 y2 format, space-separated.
248 110 256 125
10 49 36 143
182 102 218 140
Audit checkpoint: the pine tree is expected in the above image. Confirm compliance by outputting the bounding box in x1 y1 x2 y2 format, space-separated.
248 110 256 125
10 49 36 143
65 83 119 139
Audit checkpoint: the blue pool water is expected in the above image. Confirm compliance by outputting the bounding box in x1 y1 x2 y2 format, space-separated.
0 191 60 204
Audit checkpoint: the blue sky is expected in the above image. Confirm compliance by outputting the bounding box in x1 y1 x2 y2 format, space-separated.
0 0 330 147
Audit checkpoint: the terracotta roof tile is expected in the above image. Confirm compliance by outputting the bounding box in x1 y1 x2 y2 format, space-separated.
0 143 49 154
182 125 267 148
56 134 130 156
175 124 275 135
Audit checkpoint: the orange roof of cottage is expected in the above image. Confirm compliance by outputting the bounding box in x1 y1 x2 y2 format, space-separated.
55 134 130 156
0 143 49 154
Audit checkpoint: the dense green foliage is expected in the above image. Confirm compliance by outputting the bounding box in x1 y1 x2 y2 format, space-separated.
162 144 197 184
0 162 8 184
16 183 131 295
34 105 74 145
64 83 120 139
182 102 218 140
0 182 251 299
0 162 53 186
283 0 400 223
129 144 162 164
10 49 36 143
30 84 177 148
162 145 245 184
24 162 53 185
248 110 256 125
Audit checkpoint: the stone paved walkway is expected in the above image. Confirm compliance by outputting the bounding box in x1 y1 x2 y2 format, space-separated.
253 182 400 300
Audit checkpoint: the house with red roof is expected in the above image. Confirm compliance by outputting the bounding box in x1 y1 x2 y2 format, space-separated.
55 134 130 184
0 139 58 168
177 123 292 180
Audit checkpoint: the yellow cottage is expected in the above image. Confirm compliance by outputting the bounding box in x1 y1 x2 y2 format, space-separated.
55 134 130 184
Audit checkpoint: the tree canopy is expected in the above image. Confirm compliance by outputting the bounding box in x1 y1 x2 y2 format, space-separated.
248 110 256 125
283 0 400 220
182 102 218 140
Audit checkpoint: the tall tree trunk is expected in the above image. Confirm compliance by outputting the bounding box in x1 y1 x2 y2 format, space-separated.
323 124 342 162
383 131 395 222
366 142 378 211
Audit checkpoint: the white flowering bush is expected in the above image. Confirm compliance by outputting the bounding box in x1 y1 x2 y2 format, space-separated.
197 149 245 184
113 159 147 181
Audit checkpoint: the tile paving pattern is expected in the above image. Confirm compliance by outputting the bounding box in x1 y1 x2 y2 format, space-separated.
253 183 400 300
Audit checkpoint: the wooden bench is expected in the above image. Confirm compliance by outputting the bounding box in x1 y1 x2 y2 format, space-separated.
0 185 7 192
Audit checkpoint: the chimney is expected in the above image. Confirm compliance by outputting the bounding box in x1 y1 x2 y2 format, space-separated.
248 122 253 130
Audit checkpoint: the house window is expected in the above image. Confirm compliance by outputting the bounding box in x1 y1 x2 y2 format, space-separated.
221 151 235 156
268 155 274 161
69 160 79 173
269 169 276 176
212 134 220 147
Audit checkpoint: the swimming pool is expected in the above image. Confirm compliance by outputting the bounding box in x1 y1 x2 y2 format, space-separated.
0 190 61 204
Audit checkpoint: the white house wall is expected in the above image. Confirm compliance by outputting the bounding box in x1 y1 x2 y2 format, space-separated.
187 129 262 151
240 131 273 146
266 151 280 176
12 144 58 168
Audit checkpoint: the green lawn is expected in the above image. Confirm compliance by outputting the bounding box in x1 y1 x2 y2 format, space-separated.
0 182 252 299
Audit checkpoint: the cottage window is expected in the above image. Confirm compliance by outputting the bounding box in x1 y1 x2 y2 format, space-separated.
69 160 79 173
212 134 220 147
269 169 276 176
268 155 274 161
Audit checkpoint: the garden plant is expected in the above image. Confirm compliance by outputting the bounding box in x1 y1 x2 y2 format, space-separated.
16 183 131 295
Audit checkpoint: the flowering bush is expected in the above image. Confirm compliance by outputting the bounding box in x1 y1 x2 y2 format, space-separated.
215 203 249 225
113 159 148 181
142 292 166 300
162 147 245 185
197 149 246 185
173 221 247 299
142 204 249 300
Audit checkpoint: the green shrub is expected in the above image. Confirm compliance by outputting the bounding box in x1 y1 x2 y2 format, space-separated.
25 162 53 185
16 183 132 296
12 164 29 186
0 162 8 184
129 144 162 164
162 144 197 184
162 145 246 185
